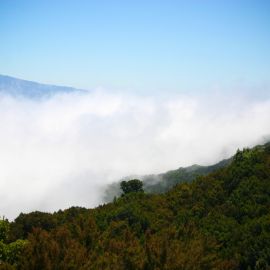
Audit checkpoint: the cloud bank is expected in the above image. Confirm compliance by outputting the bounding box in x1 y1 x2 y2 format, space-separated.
0 90 270 219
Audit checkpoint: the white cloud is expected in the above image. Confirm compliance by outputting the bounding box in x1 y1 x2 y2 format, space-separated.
0 90 270 219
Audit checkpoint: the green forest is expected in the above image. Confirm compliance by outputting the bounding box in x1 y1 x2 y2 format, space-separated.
1 143 270 270
104 156 231 202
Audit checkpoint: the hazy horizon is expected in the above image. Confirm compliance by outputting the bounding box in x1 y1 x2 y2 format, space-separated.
1 1 270 95
1 1 270 219
0 78 270 219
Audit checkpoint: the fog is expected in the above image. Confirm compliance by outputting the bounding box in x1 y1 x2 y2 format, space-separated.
1 90 270 219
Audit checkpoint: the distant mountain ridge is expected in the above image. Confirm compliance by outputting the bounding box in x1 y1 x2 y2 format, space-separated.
104 156 232 202
0 74 84 98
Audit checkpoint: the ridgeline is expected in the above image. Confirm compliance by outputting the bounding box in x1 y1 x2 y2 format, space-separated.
1 143 270 269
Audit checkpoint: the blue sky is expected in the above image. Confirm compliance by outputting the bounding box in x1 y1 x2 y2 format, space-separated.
1 0 270 95
1 0 270 218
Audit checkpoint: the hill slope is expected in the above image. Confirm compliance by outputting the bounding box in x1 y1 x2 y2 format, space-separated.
1 143 270 269
0 74 82 98
104 157 232 202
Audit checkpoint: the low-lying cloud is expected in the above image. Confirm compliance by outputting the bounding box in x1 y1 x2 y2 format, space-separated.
1 90 270 219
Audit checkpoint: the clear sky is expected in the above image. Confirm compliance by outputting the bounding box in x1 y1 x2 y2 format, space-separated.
1 0 270 95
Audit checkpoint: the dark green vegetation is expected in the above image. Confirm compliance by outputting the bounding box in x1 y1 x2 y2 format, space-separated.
104 157 231 202
1 143 270 269
0 219 27 268
120 179 144 195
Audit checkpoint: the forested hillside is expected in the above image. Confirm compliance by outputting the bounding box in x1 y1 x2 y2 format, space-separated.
1 143 270 269
104 157 231 201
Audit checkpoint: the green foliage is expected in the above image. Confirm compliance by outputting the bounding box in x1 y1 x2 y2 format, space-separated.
4 142 270 269
10 211 57 240
0 219 9 242
0 219 27 267
120 179 144 195
104 157 231 202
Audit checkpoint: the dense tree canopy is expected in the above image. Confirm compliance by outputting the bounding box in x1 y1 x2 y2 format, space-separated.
0 219 27 268
104 157 231 202
120 179 144 195
1 143 270 269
